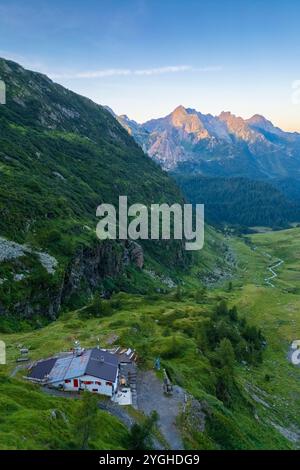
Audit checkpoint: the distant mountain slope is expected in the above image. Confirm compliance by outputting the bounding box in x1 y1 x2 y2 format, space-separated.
176 175 300 229
117 106 300 228
0 58 193 322
272 178 300 204
105 107 150 153
117 105 300 179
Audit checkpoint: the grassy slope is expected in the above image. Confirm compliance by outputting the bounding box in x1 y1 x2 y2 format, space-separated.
1 229 300 449
0 57 184 254
228 230 300 447
0 373 129 450
0 57 190 319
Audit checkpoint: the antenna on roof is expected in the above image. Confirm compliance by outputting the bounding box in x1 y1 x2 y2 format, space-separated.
73 340 83 357
97 338 100 349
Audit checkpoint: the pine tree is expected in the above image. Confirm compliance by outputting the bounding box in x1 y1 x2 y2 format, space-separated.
75 392 98 450
214 339 235 405
127 411 158 450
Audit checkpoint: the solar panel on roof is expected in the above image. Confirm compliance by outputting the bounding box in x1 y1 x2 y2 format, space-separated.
39 348 118 384
48 355 73 382
48 350 92 383
28 358 57 380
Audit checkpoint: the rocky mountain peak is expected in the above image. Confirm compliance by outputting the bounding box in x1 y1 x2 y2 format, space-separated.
169 105 209 138
219 111 246 128
170 105 188 124
119 114 130 120
247 113 267 124
172 104 187 114
218 110 256 141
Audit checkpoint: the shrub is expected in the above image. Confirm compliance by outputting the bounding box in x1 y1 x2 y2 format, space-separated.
127 411 158 450
82 293 113 318
194 287 207 303
160 336 186 359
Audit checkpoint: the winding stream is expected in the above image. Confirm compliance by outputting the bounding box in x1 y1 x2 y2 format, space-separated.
253 246 284 288
264 256 284 288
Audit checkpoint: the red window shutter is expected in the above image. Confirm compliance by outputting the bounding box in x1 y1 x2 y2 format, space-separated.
106 381 112 386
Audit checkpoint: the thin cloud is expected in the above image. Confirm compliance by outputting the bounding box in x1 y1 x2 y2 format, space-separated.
0 51 221 79
49 65 222 80
193 66 223 72
54 69 132 79
134 65 192 75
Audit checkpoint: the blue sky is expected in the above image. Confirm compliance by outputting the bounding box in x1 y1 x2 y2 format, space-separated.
0 0 300 130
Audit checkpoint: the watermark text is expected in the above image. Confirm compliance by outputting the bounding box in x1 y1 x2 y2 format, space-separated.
0 80 6 105
96 196 204 251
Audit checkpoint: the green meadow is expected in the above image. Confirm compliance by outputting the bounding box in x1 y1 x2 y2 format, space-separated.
0 228 300 450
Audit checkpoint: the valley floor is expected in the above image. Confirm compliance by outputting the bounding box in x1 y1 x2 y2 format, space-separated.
0 228 300 449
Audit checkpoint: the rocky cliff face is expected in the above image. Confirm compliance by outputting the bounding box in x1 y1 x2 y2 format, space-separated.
0 237 144 321
62 239 144 304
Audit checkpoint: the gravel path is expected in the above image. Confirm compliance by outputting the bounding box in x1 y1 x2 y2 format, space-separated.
98 402 165 448
10 365 24 377
98 401 135 429
136 370 185 450
9 362 33 378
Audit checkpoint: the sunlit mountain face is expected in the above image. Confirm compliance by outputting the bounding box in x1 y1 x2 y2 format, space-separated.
116 105 300 179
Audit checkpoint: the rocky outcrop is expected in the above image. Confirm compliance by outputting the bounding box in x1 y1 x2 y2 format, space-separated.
63 240 144 301
0 237 58 274
124 241 144 269
62 240 124 301
0 238 145 321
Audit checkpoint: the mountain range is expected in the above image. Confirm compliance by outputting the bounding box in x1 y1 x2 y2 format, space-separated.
115 105 300 179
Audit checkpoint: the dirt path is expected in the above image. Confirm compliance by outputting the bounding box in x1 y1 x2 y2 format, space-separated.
136 370 185 450
10 365 23 377
9 362 32 378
